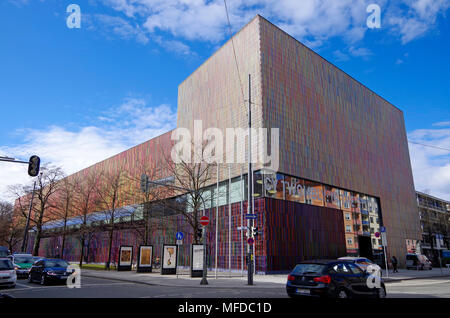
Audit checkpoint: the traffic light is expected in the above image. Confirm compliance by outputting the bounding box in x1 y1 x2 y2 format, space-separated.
28 155 40 177
196 228 203 240
140 174 148 192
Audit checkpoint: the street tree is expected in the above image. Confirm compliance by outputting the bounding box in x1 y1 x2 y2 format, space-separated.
9 166 65 256
72 171 102 268
161 141 216 244
95 166 131 270
0 201 23 252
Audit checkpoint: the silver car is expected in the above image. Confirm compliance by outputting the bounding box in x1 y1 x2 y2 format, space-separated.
0 258 16 289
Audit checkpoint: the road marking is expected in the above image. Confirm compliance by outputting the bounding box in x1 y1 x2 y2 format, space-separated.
8 281 137 292
389 279 450 287
15 282 32 288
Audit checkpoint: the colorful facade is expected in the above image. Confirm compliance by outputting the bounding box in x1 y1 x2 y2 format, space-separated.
21 15 420 270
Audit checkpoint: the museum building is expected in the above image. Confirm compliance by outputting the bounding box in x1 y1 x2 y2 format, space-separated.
23 15 421 272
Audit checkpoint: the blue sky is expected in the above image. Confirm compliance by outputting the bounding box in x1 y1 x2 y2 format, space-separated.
0 0 449 201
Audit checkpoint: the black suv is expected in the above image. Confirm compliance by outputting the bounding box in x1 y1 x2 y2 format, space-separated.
286 259 386 298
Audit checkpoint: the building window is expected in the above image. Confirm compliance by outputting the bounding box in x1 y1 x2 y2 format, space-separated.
345 213 351 220
346 225 352 232
347 238 353 245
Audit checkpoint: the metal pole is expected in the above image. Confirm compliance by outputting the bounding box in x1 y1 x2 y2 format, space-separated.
252 166 256 276
200 195 208 285
247 74 253 285
215 164 219 279
200 225 208 285
21 180 36 252
383 245 389 278
228 164 231 276
240 166 244 276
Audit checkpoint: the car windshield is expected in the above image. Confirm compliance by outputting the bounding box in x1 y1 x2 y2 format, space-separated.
0 259 13 270
14 256 34 264
45 260 68 268
292 264 326 275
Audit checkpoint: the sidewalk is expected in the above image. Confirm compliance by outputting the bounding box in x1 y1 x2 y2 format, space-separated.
80 267 450 288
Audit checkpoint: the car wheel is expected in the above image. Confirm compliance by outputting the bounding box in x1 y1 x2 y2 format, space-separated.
337 289 349 299
377 286 387 298
40 274 47 286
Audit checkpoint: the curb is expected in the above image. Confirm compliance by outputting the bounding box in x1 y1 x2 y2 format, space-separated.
384 273 450 283
81 272 286 289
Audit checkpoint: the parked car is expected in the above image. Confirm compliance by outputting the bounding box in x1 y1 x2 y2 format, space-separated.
286 259 386 298
338 256 383 275
28 258 72 285
0 258 16 289
406 253 432 270
0 246 10 258
12 254 37 279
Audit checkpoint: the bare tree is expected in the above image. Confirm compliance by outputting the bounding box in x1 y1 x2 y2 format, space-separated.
50 176 76 258
72 171 102 268
125 159 170 245
160 141 216 244
9 166 64 256
95 166 131 270
0 201 23 252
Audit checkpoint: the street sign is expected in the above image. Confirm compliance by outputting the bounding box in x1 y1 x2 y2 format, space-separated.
176 240 183 245
380 226 386 233
381 232 387 246
200 216 209 226
375 232 380 238
237 226 248 231
176 232 184 240
247 238 254 245
245 214 257 219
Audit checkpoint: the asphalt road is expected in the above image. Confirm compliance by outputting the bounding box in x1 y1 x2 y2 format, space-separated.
1 276 449 298
2 276 288 298
385 277 450 298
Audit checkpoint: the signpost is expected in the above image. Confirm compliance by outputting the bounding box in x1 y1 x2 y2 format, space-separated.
199 216 209 285
381 230 389 278
245 214 257 220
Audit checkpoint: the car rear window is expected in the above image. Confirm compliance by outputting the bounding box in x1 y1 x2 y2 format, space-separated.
292 264 326 275
45 260 69 268
14 256 34 264
406 255 417 260
0 259 13 270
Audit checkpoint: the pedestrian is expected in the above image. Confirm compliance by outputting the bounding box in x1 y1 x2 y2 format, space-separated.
391 256 398 273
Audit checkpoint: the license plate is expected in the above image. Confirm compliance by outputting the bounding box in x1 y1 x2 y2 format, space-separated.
296 288 310 295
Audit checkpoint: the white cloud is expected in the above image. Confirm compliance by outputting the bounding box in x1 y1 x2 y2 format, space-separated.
432 121 450 127
387 0 450 44
0 98 177 203
86 14 150 44
94 0 449 48
408 125 450 201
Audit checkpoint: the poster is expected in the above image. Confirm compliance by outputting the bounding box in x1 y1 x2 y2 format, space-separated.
119 246 132 266
139 246 152 267
192 244 204 271
162 245 177 269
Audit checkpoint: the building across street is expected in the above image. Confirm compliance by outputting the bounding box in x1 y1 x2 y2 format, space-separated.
15 15 422 273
